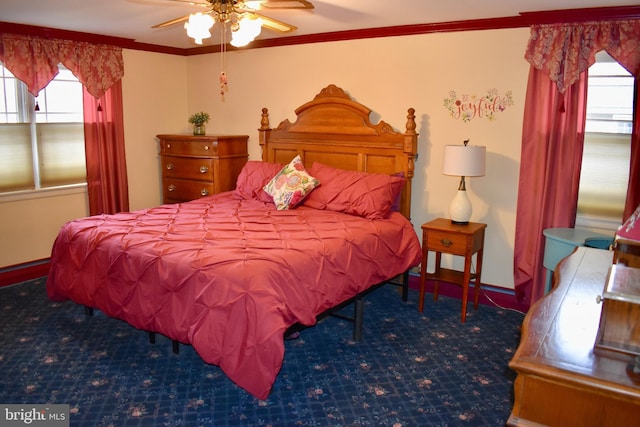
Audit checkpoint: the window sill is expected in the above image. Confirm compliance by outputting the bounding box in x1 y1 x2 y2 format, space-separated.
0 184 87 203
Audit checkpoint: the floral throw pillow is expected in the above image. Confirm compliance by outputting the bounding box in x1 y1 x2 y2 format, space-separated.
263 155 320 210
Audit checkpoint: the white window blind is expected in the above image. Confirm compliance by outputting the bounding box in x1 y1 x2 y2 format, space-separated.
38 123 86 187
0 124 33 192
0 63 85 194
576 51 633 229
578 132 630 218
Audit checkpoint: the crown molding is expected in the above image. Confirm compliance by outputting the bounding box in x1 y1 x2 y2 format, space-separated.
187 16 525 55
0 21 186 56
519 5 640 24
1 6 639 57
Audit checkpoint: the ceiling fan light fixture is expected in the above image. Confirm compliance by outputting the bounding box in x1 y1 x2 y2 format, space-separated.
184 12 215 44
230 16 263 47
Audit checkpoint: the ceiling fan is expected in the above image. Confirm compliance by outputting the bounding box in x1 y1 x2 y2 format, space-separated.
152 0 314 46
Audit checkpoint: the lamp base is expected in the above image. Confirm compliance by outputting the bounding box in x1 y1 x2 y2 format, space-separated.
449 189 472 224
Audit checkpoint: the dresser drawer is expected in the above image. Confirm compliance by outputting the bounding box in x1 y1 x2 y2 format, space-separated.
426 230 468 255
162 156 214 181
160 140 217 156
162 178 214 203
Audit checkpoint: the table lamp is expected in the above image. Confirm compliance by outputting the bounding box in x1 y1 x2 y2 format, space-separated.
443 140 486 224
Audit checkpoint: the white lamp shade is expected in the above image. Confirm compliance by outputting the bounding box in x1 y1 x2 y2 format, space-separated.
443 145 486 177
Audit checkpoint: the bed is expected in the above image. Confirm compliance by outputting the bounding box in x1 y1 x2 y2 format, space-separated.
46 84 421 400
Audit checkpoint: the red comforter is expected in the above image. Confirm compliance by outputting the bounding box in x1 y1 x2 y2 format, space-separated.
46 192 421 399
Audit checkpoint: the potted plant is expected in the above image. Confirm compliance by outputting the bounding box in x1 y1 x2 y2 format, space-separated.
188 111 210 135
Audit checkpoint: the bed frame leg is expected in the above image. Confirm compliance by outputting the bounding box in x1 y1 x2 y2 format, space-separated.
402 270 409 302
148 332 179 354
84 306 94 316
353 297 364 341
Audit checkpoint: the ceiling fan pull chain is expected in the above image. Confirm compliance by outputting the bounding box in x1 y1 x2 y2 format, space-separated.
220 21 228 98
220 71 228 96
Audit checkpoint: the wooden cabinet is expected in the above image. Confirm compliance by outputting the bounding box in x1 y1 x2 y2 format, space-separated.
157 134 248 204
614 204 640 268
594 263 640 357
418 218 486 322
508 247 640 426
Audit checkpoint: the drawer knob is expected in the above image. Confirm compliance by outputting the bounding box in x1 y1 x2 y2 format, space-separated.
440 238 453 247
166 143 171 149
204 145 209 151
200 188 209 196
199 165 209 173
168 184 176 192
166 162 174 170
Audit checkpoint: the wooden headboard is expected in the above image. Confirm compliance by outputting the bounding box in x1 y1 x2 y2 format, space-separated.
259 84 418 219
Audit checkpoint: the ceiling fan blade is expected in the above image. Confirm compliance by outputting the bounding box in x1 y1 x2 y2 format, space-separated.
150 0 210 28
249 11 298 32
162 0 210 4
152 14 193 28
245 0 313 10
151 1 304 32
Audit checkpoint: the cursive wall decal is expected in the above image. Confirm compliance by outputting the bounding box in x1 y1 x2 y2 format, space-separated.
444 89 514 122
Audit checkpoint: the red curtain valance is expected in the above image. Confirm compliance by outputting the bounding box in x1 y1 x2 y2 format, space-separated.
525 20 640 92
0 33 124 99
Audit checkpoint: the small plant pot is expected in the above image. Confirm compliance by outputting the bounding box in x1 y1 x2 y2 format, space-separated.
193 124 206 135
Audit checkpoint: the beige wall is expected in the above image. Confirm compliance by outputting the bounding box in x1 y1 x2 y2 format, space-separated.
0 50 187 267
121 50 189 211
185 28 530 289
0 190 89 265
1 27 530 290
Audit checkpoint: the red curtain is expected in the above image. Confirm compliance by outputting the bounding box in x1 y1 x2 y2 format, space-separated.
0 33 123 98
83 80 129 215
513 69 588 306
515 20 640 306
0 32 128 215
624 77 640 221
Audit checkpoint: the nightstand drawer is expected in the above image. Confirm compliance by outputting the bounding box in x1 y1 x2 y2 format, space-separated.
427 230 468 255
162 156 214 181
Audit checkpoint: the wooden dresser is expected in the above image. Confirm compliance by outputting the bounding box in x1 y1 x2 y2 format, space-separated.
157 134 248 204
508 247 640 426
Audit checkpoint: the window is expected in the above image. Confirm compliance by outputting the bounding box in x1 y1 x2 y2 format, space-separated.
576 51 633 229
0 63 85 195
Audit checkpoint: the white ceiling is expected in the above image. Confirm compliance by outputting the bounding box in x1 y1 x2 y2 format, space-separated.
1 0 638 50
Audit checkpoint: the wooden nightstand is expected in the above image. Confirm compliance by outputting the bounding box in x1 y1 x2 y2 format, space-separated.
418 218 487 322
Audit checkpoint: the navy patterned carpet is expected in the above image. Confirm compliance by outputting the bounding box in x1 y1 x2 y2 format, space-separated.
0 278 524 426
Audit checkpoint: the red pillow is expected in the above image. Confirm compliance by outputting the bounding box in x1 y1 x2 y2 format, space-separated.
303 162 405 219
234 161 284 202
